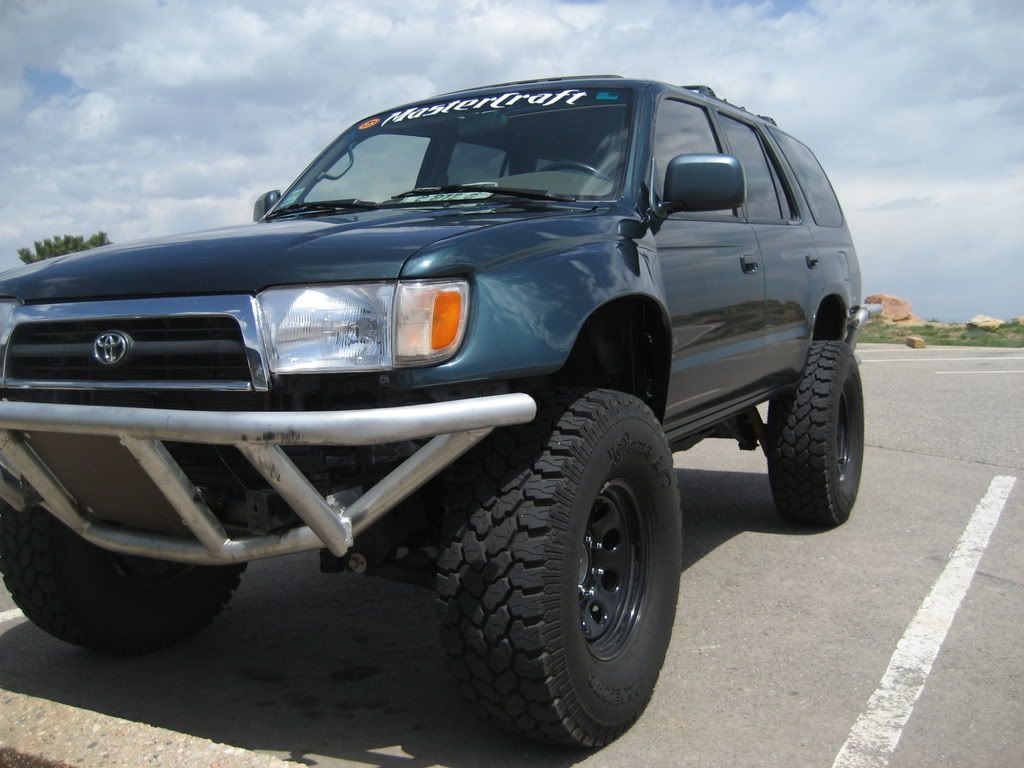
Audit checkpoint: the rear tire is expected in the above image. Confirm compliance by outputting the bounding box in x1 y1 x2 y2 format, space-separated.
436 389 681 746
0 503 245 654
767 341 864 526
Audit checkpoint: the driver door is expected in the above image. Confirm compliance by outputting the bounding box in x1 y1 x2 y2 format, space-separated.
651 98 766 430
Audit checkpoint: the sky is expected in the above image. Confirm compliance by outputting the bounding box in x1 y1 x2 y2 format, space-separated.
1 0 1021 321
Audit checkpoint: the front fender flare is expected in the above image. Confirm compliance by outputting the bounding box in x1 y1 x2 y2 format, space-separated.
390 240 668 389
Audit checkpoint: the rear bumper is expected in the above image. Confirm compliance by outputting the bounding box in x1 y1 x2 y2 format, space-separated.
0 393 537 565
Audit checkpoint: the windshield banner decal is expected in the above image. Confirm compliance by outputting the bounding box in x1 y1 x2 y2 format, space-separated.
377 89 590 127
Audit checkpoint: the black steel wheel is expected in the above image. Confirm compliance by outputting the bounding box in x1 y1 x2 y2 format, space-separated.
437 389 682 746
578 479 648 660
767 340 865 526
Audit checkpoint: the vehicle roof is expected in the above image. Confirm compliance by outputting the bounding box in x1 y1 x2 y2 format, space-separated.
432 75 782 130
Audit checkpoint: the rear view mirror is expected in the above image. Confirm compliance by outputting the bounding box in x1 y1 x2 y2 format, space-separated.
253 190 281 222
662 154 745 213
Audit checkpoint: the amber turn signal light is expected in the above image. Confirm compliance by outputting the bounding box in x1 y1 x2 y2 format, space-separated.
395 280 470 365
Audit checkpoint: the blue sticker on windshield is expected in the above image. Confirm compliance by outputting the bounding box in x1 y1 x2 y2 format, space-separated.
281 188 303 205
596 92 620 101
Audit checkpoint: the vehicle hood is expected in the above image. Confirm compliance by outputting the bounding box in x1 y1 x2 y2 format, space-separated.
0 206 599 302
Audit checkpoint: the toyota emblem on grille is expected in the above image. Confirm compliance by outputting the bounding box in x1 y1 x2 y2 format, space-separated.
93 331 132 366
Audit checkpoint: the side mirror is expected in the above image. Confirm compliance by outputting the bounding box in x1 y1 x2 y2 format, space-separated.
661 154 745 214
253 190 281 222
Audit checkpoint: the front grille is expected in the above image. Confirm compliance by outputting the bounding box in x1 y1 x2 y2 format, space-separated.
5 316 252 386
2 388 266 411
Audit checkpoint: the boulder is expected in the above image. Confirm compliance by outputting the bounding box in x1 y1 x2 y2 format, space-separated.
967 315 1005 330
865 293 913 322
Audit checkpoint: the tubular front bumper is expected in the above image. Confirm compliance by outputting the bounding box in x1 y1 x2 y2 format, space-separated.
0 393 537 565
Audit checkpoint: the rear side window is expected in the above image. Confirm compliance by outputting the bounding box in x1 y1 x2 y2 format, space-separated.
718 115 783 221
653 99 723 203
771 130 844 227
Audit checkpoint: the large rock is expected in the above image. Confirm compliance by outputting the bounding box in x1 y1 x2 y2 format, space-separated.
967 315 1005 330
1008 316 1024 325
865 293 913 322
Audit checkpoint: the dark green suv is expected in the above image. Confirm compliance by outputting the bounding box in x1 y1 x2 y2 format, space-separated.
0 75 875 746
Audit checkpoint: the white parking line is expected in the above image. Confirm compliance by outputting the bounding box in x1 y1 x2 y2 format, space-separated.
935 370 1024 375
860 356 1024 363
857 347 928 353
0 607 24 624
832 475 1018 768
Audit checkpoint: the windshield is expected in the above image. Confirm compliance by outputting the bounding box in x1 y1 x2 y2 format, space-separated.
279 87 634 208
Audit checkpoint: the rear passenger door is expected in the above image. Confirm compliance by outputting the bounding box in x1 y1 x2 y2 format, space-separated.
716 114 815 388
651 99 765 431
770 129 859 330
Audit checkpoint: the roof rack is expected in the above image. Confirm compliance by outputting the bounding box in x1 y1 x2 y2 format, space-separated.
682 84 717 99
437 75 623 98
682 84 778 127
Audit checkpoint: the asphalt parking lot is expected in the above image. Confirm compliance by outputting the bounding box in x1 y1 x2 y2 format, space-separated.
0 343 1021 768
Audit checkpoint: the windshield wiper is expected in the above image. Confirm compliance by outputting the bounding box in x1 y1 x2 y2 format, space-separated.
390 185 576 203
265 199 379 219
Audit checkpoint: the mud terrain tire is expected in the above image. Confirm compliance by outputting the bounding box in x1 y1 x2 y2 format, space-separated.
0 504 244 654
767 341 865 526
437 389 681 746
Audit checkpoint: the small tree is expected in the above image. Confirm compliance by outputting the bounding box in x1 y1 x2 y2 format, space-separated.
17 231 111 264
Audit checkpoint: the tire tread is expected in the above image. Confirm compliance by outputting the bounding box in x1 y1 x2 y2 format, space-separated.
0 504 243 654
767 340 862 526
437 388 677 746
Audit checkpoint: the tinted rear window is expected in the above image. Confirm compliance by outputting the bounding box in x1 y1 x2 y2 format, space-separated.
771 130 844 227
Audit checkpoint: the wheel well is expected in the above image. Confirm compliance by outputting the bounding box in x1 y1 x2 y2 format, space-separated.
549 296 671 421
813 295 847 341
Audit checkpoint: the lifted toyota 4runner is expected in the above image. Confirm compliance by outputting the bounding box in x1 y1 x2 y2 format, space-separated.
0 76 876 746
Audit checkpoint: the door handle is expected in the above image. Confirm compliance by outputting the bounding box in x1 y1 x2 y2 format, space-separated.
805 253 820 269
740 254 760 274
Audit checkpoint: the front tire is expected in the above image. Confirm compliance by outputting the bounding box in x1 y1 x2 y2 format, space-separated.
436 389 681 746
0 504 245 654
767 341 865 526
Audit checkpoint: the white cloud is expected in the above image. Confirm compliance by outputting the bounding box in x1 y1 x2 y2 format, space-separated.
0 0 1022 319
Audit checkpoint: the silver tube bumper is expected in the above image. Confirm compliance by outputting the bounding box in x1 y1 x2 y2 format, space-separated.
0 393 537 565
846 303 883 350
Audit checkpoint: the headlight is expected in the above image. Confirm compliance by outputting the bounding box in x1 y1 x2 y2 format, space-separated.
0 300 19 382
257 280 469 373
258 283 394 373
394 279 469 366
0 301 18 340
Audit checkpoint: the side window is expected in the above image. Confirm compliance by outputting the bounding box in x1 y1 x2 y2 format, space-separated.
305 134 429 203
719 115 783 221
447 142 506 184
764 144 796 219
653 99 726 210
771 130 844 227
